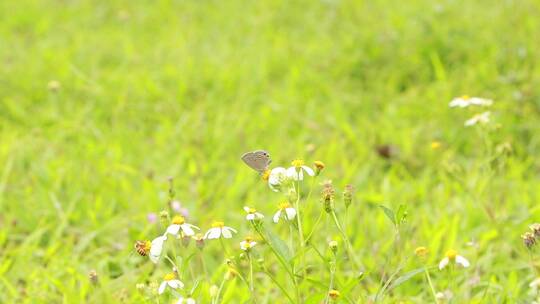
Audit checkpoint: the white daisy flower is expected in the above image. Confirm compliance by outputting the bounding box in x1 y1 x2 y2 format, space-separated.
149 235 167 264
530 278 540 289
439 249 470 270
158 273 184 294
176 297 196 304
265 167 288 191
449 95 493 108
243 206 264 221
240 237 257 251
287 159 315 181
204 221 237 239
165 216 200 237
464 111 491 127
273 202 297 223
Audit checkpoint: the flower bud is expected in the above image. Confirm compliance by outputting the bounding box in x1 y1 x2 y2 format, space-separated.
193 233 205 250
343 184 354 208
415 246 428 259
47 80 61 92
209 285 219 297
88 270 98 285
522 232 536 249
328 289 340 300
159 210 170 222
530 223 540 238
136 283 146 293
181 234 191 247
321 181 335 213
329 240 338 254
314 161 325 175
225 268 238 280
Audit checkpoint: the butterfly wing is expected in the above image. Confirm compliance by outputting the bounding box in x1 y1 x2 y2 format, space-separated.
241 150 271 173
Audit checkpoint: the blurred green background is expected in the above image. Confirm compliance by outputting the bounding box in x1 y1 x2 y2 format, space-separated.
1 0 540 302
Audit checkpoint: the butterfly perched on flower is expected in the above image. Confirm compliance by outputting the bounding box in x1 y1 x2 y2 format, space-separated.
241 150 272 174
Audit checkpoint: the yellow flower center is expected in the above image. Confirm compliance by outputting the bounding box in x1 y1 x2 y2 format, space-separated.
445 249 458 260
278 201 291 210
212 221 225 228
163 273 175 281
328 289 341 299
430 141 441 150
244 242 252 248
262 169 270 181
248 208 257 213
144 240 151 251
415 246 428 257
291 159 304 168
172 216 185 225
461 95 470 100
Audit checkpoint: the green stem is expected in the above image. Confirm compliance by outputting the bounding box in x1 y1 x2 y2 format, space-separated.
294 179 306 303
213 277 227 304
305 210 325 244
262 269 295 304
423 266 437 303
330 210 360 269
219 237 229 257
248 253 254 296
200 251 209 281
325 260 336 304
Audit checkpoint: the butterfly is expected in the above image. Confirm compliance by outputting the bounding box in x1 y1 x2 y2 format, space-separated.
241 150 272 173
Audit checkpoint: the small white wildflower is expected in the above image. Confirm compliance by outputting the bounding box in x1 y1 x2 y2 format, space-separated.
204 221 237 239
464 111 490 127
243 206 264 221
158 273 184 294
165 216 200 237
273 202 297 223
449 95 493 108
530 278 540 289
176 297 196 304
439 249 470 270
240 237 257 251
266 167 288 191
287 159 315 181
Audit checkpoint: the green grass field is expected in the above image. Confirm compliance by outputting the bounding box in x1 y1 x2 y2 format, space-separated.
2 0 540 303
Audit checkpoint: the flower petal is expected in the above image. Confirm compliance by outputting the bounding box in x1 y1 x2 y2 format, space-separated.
286 167 301 180
166 224 181 235
438 257 449 270
222 228 232 239
455 255 470 268
302 166 315 176
243 206 251 212
206 228 221 239
273 210 281 223
285 208 297 220
168 279 184 289
150 235 167 257
269 167 286 184
180 225 194 236
158 281 167 294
